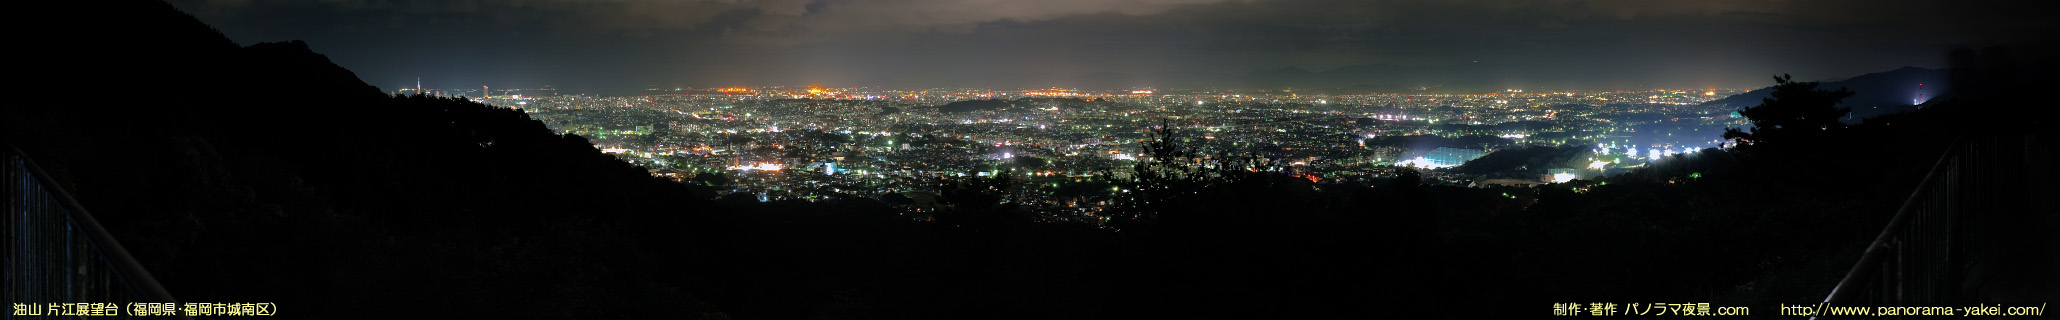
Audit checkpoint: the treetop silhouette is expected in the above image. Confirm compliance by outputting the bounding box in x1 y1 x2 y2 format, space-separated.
1724 74 1856 148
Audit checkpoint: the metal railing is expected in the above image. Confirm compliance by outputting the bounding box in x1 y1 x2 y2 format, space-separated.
5 146 189 319
1816 135 2049 316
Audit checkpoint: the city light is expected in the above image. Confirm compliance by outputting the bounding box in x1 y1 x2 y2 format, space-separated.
510 85 1744 217
729 162 785 171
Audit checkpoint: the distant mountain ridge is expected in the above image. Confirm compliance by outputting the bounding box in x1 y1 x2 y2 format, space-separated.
1700 66 1948 123
934 97 1100 113
1239 64 1514 93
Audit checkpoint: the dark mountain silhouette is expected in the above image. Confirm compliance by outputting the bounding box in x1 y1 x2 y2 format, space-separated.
935 97 1099 113
1235 63 1543 92
1701 66 1947 122
935 99 1014 113
1019 63 1532 92
11 1 729 318
1146 69 1244 89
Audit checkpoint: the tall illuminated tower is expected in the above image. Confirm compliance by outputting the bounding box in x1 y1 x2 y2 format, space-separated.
416 77 422 96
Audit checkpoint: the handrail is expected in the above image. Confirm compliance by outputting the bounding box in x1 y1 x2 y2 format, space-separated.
1812 134 2046 318
1818 137 1963 305
5 146 190 319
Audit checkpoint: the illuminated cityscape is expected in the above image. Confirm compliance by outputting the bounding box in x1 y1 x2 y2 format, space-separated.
8 1 2049 319
450 86 1751 222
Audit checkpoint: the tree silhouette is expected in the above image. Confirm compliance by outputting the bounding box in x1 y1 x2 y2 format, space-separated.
1723 74 1855 148
1112 120 1281 224
934 169 1019 229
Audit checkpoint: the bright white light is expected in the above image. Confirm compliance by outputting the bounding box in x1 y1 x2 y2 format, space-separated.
1552 173 1577 183
729 162 785 171
1396 157 1456 169
1589 160 1609 170
1648 149 1662 161
601 148 629 153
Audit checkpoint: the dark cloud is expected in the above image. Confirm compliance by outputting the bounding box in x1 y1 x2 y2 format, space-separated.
168 0 2058 91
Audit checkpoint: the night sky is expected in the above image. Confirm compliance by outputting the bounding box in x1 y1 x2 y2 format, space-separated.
167 0 2055 92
